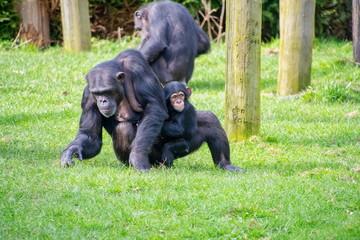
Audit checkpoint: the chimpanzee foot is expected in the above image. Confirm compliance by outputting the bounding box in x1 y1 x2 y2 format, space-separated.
223 164 246 173
163 158 174 168
161 154 174 168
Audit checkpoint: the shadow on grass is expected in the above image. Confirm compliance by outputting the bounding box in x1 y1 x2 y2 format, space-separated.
1 110 79 126
244 158 353 175
263 131 360 148
2 108 358 174
1 110 78 164
191 77 278 94
3 137 350 175
349 88 360 103
0 142 57 164
190 79 225 91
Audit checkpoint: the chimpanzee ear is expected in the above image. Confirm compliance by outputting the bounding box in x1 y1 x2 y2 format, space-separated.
85 74 90 83
135 11 142 19
186 86 192 98
116 72 125 84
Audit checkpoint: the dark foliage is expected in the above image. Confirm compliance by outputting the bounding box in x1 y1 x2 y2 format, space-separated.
0 0 20 40
315 0 352 40
1 0 353 42
262 0 280 41
262 0 352 41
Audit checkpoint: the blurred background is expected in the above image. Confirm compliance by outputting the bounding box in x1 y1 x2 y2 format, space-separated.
0 0 352 45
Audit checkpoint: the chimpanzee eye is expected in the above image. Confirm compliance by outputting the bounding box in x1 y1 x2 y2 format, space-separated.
179 92 185 99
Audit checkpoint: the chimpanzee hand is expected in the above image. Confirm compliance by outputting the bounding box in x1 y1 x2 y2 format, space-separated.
60 145 83 167
223 164 246 173
129 151 151 172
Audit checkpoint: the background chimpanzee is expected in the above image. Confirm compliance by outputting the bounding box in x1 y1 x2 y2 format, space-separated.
151 83 246 173
61 49 168 172
160 82 197 167
134 1 210 85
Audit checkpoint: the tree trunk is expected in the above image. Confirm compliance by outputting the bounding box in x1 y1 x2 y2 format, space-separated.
60 0 91 52
353 0 360 65
277 0 315 96
225 0 262 141
19 0 50 48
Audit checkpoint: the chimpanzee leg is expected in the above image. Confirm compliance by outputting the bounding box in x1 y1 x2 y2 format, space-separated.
196 111 246 173
112 122 136 165
162 139 189 167
162 143 175 167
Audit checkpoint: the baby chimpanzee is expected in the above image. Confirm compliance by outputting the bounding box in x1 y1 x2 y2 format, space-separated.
160 82 197 166
153 82 246 173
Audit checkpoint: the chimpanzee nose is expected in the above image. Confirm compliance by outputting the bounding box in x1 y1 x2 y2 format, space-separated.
99 98 108 106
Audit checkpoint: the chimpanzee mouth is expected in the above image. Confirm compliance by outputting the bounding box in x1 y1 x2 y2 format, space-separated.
100 108 116 118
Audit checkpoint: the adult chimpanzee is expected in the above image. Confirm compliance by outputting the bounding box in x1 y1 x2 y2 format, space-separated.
151 83 246 173
60 49 168 172
160 82 197 167
134 1 210 85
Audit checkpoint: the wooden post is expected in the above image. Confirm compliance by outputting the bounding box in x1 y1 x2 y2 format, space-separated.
277 0 315 96
19 0 50 48
353 0 360 65
60 0 91 52
225 0 262 141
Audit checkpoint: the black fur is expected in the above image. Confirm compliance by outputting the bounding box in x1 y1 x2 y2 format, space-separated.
135 1 210 85
160 82 197 166
61 49 168 172
151 83 246 173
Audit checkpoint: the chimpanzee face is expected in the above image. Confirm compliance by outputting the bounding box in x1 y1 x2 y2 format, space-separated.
170 91 185 112
86 70 125 118
92 91 118 118
164 82 189 113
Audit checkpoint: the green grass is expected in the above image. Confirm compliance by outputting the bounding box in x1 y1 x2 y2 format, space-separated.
1 38 360 239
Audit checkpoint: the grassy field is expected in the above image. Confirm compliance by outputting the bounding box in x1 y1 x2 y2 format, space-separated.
0 39 359 239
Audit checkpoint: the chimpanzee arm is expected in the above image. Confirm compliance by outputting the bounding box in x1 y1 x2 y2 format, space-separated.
61 86 103 167
162 139 189 167
138 21 168 63
161 104 196 166
129 102 168 171
161 120 184 138
183 103 197 139
162 102 196 139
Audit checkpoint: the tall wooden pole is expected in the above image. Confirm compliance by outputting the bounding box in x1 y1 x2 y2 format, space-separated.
225 0 262 141
19 0 50 48
277 0 315 96
60 0 91 52
353 0 360 65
